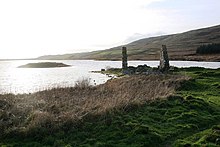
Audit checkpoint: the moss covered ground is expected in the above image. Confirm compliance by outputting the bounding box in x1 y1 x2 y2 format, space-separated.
1 67 220 146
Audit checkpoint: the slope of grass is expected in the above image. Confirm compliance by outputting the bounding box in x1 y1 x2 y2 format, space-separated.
37 25 220 61
176 67 220 104
1 96 220 147
172 67 220 146
175 125 220 146
0 67 220 146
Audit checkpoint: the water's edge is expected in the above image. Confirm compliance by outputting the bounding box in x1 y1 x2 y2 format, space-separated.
0 60 219 94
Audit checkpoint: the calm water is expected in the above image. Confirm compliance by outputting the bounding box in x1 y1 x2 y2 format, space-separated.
0 60 219 94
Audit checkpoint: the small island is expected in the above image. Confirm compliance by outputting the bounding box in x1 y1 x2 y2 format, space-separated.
18 62 71 68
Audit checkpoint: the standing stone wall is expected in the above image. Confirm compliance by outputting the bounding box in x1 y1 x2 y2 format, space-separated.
122 46 128 74
159 45 170 72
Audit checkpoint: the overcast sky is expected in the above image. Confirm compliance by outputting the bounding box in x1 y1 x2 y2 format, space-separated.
0 0 220 59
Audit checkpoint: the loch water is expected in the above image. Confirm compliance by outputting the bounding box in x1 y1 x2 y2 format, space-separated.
0 60 219 94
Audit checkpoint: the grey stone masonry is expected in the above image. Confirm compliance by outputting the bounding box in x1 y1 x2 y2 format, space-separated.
122 46 128 73
159 45 170 72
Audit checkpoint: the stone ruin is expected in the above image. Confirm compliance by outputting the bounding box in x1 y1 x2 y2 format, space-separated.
159 45 170 72
121 45 170 74
122 46 128 74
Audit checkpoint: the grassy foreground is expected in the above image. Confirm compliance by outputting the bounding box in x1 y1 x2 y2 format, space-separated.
0 67 220 146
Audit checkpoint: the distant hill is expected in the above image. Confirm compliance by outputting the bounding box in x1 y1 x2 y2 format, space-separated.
37 25 220 61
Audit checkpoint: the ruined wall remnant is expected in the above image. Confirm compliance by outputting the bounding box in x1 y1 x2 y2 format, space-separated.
159 45 170 72
122 46 128 74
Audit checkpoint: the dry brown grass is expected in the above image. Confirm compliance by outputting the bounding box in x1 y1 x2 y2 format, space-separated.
0 74 189 136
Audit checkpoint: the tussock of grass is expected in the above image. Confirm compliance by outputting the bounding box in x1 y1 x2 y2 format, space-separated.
1 95 220 146
175 124 220 146
0 74 187 138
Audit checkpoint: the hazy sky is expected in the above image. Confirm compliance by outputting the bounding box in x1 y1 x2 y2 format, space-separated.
0 0 220 59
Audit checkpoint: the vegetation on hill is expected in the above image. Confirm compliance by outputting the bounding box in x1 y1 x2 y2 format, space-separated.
37 25 220 61
196 43 220 54
0 67 220 146
18 62 71 68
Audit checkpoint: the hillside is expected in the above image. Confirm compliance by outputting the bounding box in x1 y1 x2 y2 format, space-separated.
37 25 220 61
